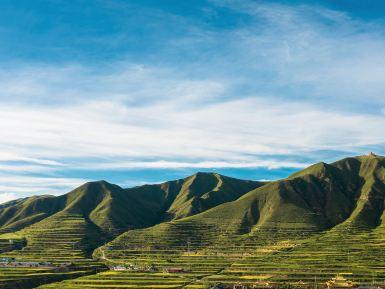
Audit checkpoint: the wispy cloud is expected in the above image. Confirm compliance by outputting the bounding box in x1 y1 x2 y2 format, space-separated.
77 160 310 170
0 175 88 195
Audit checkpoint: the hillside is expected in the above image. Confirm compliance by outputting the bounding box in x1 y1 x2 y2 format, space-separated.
101 154 385 255
0 195 67 233
0 173 261 259
85 154 385 288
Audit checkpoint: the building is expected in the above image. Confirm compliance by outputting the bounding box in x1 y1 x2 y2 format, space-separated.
166 267 185 273
0 261 40 268
111 265 128 271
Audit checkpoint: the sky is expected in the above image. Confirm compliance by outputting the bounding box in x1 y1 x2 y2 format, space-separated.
1 0 385 203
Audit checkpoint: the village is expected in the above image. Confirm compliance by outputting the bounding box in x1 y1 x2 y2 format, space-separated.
0 257 73 272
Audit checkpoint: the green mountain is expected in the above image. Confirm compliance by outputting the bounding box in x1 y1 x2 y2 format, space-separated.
102 154 385 254
0 195 66 233
0 173 261 259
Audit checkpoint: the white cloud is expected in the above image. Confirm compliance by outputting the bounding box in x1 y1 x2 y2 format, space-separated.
78 160 309 170
0 96 382 167
1 1 385 196
0 175 88 196
0 193 18 205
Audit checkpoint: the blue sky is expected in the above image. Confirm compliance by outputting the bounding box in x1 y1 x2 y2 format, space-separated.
1 0 385 202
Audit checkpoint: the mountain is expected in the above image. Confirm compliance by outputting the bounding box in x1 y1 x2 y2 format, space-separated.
0 173 261 259
101 154 385 256
0 195 66 233
3 154 385 289
2 153 385 261
0 173 261 234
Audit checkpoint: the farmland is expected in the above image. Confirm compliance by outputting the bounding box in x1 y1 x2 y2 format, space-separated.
0 212 106 289
36 223 385 288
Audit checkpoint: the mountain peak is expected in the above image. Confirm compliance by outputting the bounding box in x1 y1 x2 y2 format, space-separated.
84 180 113 186
355 152 384 160
192 171 217 177
77 180 119 193
184 172 220 183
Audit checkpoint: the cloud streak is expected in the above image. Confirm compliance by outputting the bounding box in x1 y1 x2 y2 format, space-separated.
0 175 88 197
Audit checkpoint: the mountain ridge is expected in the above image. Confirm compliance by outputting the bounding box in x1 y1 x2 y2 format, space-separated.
12 153 385 289
100 154 385 257
2 154 385 262
0 172 262 258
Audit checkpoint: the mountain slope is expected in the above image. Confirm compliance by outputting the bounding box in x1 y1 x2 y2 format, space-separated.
4 154 385 261
0 195 67 233
3 154 385 288
159 172 261 220
0 173 260 234
102 154 385 257
0 173 261 259
38 154 385 289
196 154 385 231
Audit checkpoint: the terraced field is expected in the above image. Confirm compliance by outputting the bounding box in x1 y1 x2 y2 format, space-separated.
38 219 385 289
36 219 318 288
37 271 195 289
234 224 385 285
0 213 103 261
0 237 25 254
0 266 101 289
201 224 385 287
0 213 107 289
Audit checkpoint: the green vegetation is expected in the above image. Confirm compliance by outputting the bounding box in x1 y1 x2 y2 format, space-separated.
2 155 385 288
